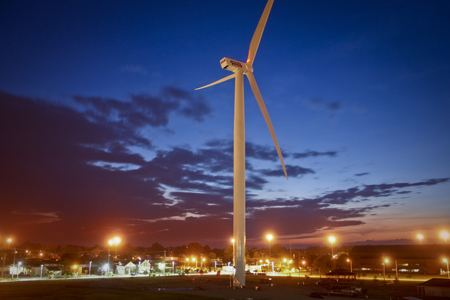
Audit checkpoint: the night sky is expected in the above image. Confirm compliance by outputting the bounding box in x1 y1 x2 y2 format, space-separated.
1 0 449 248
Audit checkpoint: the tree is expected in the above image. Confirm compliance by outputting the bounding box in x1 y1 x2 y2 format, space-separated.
223 245 233 264
150 242 165 253
203 245 211 254
211 248 224 259
249 247 262 260
186 242 203 257
271 243 289 258
335 252 350 269
313 255 332 275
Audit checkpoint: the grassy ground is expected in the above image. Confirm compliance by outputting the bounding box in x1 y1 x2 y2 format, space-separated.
0 277 222 300
0 274 422 300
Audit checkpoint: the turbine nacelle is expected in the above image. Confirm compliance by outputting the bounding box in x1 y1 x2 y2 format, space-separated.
220 57 253 73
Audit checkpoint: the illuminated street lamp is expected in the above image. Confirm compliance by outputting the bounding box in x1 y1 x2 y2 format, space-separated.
417 233 424 244
440 231 449 244
347 258 353 273
383 258 389 281
40 264 43 278
444 258 449 279
267 234 273 258
73 265 78 276
192 257 197 269
186 258 189 269
112 237 121 255
267 234 273 273
89 261 92 277
328 236 336 258
202 258 205 269
7 238 12 249
283 258 292 273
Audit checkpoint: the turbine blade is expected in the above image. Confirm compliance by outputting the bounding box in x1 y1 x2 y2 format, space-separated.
247 0 274 66
195 73 236 90
246 72 288 179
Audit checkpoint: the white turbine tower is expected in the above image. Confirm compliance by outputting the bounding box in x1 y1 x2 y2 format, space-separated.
196 0 287 286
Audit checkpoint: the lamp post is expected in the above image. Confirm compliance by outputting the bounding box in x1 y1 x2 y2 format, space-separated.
267 234 273 273
444 258 449 278
12 249 16 280
417 234 423 244
7 238 12 249
383 258 389 281
347 259 352 273
186 258 189 269
328 236 336 258
108 240 113 270
113 237 121 255
40 264 43 278
89 261 92 277
395 259 398 279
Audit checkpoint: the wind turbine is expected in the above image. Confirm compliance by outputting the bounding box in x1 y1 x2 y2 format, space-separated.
196 0 287 286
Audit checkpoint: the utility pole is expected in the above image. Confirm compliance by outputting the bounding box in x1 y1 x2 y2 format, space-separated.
12 249 16 279
290 240 292 258
1 253 6 278
164 251 166 275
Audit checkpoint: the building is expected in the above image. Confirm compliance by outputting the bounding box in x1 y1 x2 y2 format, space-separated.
349 245 450 275
417 278 450 298
116 261 137 275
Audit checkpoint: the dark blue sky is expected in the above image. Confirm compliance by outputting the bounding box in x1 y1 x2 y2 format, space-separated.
1 0 449 248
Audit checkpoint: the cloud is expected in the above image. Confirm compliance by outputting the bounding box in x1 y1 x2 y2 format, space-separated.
307 98 341 112
73 86 212 128
121 64 148 75
259 165 315 177
12 211 61 224
355 172 369 176
1 90 448 247
292 150 338 159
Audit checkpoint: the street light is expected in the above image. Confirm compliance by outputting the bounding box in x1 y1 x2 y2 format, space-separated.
383 258 389 281
440 231 449 244
444 258 449 279
7 238 12 249
113 237 121 255
267 234 273 258
89 261 92 276
267 234 273 273
347 258 353 273
186 258 189 269
417 233 424 244
328 236 336 258
40 264 43 278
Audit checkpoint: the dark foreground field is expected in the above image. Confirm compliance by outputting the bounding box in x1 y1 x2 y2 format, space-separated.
0 275 421 300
